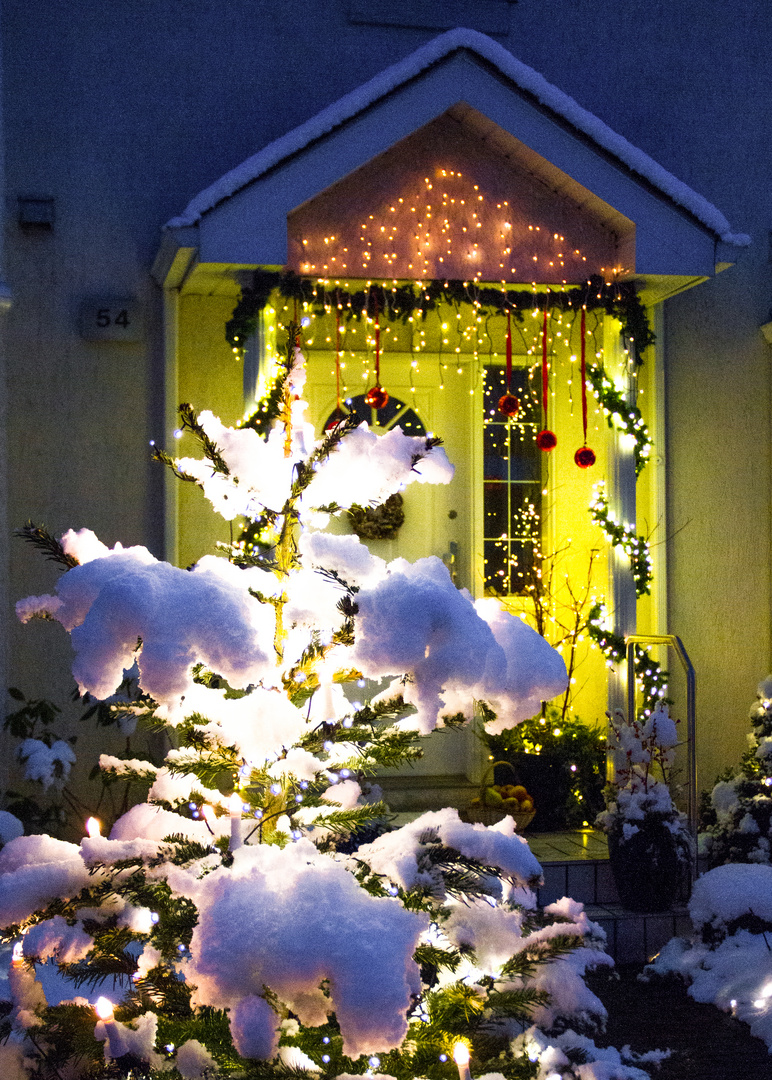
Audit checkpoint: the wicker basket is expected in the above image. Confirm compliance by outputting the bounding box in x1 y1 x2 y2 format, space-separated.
460 761 536 832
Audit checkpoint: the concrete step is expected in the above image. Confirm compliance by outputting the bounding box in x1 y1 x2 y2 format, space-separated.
377 773 479 812
380 799 693 965
585 903 692 965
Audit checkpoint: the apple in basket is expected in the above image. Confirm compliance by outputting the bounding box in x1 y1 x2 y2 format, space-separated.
469 783 534 813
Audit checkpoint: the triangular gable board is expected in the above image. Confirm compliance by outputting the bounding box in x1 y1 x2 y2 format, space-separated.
287 110 632 284
155 29 746 288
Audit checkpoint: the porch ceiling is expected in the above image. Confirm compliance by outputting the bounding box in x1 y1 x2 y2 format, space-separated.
153 28 746 303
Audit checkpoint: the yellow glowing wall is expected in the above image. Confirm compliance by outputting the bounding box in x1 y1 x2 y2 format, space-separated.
175 289 661 739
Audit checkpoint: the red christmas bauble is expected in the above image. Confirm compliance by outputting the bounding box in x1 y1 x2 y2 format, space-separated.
498 392 520 418
365 385 389 409
536 429 557 451
574 446 596 469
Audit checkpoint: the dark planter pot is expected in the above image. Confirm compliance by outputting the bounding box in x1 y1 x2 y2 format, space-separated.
607 820 681 912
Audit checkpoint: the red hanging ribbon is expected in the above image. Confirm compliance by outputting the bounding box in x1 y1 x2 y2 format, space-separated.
506 307 512 391
580 308 587 444
335 291 342 415
541 305 549 424
374 293 381 386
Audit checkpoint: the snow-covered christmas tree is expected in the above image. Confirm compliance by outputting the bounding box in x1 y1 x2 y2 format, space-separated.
1 326 639 1079
701 675 772 867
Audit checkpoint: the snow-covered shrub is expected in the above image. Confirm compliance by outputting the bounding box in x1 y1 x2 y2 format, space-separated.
595 705 689 853
0 325 627 1079
645 862 772 1051
700 675 772 867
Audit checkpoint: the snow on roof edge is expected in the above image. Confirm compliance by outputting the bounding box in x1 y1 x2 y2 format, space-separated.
165 27 749 248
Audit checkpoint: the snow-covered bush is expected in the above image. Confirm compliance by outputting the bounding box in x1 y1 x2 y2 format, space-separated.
0 325 627 1079
645 862 772 1051
595 705 688 852
700 675 772 867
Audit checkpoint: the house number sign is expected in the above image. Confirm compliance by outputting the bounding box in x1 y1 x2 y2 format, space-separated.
79 299 143 342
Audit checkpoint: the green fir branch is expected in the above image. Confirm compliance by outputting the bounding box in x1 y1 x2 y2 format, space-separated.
414 943 463 974
177 402 231 474
303 802 390 835
152 444 199 483
15 521 79 569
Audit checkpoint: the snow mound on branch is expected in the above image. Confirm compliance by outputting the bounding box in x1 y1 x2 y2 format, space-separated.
304 424 453 511
17 543 276 705
298 532 386 588
108 803 216 846
0 835 93 926
353 558 566 733
23 915 93 963
283 566 351 631
175 1039 218 1080
95 1011 163 1067
174 838 428 1058
442 898 526 970
355 808 542 893
468 599 569 733
230 995 280 1060
161 683 309 765
177 416 297 519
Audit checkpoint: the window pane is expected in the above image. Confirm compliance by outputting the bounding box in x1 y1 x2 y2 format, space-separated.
483 425 509 480
484 539 509 595
483 365 541 596
484 482 508 537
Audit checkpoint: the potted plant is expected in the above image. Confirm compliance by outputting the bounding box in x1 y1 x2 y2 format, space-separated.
596 703 691 911
485 706 606 831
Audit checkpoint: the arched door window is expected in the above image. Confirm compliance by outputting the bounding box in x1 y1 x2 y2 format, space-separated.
325 394 426 436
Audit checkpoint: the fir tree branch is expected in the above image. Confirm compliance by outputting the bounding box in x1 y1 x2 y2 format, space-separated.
152 445 199 483
177 402 230 474
15 521 79 569
302 802 390 835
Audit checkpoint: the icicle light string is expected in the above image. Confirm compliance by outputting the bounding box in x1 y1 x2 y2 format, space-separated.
334 292 343 419
254 292 649 467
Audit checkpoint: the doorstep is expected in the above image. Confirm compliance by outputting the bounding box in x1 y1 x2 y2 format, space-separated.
584 903 692 965
529 829 693 965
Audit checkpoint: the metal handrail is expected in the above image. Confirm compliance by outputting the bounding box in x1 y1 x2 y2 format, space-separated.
625 634 697 838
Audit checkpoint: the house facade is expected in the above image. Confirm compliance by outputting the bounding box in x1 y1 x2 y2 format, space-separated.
0 1 769 802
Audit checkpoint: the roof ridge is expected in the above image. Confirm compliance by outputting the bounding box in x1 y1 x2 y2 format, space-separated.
165 27 748 247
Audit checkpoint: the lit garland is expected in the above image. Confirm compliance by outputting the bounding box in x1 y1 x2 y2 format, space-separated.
586 602 670 715
585 368 651 476
226 270 654 355
228 270 653 467
588 482 652 597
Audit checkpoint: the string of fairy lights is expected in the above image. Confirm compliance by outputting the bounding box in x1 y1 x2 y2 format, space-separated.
224 166 664 716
